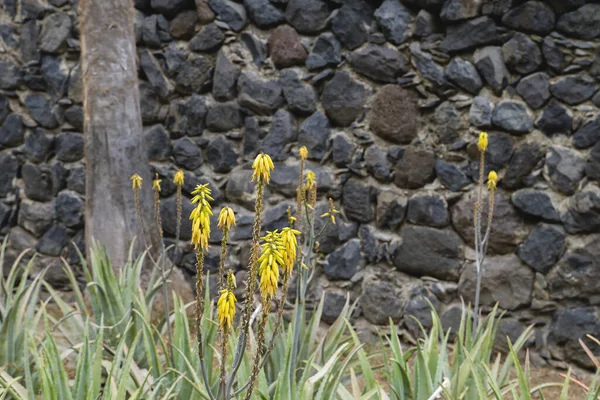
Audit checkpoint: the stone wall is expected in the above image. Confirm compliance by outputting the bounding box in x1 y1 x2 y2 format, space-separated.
1 0 600 368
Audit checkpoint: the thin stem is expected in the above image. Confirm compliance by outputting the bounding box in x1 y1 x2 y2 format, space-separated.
175 185 182 261
218 228 230 291
195 250 215 400
473 150 486 332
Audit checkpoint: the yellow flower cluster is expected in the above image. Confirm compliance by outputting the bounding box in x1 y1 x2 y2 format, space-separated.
258 230 285 299
174 170 185 186
130 173 142 190
299 146 308 160
190 184 213 250
252 153 275 183
218 206 236 231
280 227 300 275
320 198 340 225
217 285 237 329
487 171 498 191
306 170 316 188
478 131 488 152
153 173 162 192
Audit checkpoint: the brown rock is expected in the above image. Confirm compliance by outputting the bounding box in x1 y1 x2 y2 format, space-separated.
195 0 216 23
394 147 435 189
170 10 198 39
268 25 307 69
459 253 534 310
451 189 530 254
369 84 420 144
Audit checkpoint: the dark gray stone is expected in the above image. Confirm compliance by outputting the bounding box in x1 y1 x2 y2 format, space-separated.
441 0 481 21
213 51 239 101
407 193 449 228
361 273 410 325
445 57 483 94
173 138 202 170
18 200 53 237
331 1 370 50
504 141 544 190
332 134 357 167
268 25 307 69
142 15 161 47
22 163 60 202
415 9 435 37
174 56 213 94
502 33 542 75
41 55 68 100
285 0 329 34
242 117 261 158
206 136 237 173
543 37 567 72
435 160 470 192
324 239 361 280
151 0 191 17
491 100 533 134
410 43 446 87
433 101 464 144
65 105 83 130
312 201 341 254
518 224 565 274
365 145 391 181
0 59 20 90
306 33 342 70
39 12 71 53
262 109 296 161
67 167 85 194
557 4 600 40
347 44 410 83
298 111 330 160
145 125 171 161
440 16 498 53
189 23 225 53
545 145 586 196
516 72 550 109
0 153 17 197
169 10 197 39
394 225 462 281
55 190 83 228
37 224 69 256
321 72 367 127
0 114 24 148
343 178 374 223
512 189 560 222
469 96 492 127
241 32 268 66
206 102 243 132
279 69 317 116
56 132 84 162
559 186 600 234
245 0 284 28
551 75 597 105
20 20 39 63
322 291 348 324
24 128 53 164
404 288 441 338
209 0 247 31
474 46 509 94
574 115 600 149
376 189 407 230
548 307 600 369
25 94 58 129
502 1 555 35
537 100 572 137
586 142 600 182
0 95 8 124
237 72 284 115
459 254 534 310
168 94 208 137
394 147 435 189
139 50 173 99
374 0 413 45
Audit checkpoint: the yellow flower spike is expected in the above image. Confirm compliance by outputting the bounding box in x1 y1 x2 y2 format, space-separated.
190 184 214 250
299 146 308 160
152 173 162 192
174 170 185 186
258 230 284 299
478 131 488 152
130 173 143 190
217 289 237 329
218 206 236 230
487 170 498 191
281 227 301 275
305 170 316 188
252 153 275 183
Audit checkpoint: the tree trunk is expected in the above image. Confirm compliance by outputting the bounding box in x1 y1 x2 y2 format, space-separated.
79 0 157 268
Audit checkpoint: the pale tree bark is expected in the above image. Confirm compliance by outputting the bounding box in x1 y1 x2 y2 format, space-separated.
79 0 192 302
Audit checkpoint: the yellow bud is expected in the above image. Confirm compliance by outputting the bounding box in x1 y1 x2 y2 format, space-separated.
174 170 185 186
152 173 161 192
218 206 236 230
252 153 275 183
299 146 308 160
478 132 488 152
487 170 498 191
306 170 316 188
130 173 143 190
